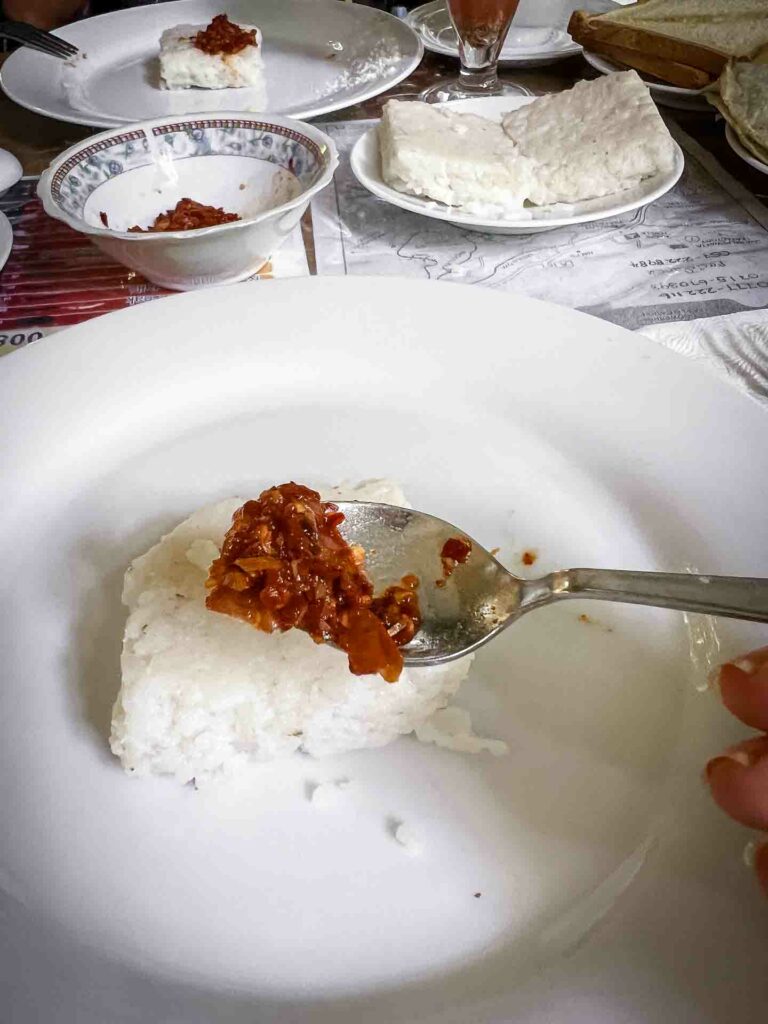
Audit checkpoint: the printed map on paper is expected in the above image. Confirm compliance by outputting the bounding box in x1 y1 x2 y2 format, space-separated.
312 121 768 331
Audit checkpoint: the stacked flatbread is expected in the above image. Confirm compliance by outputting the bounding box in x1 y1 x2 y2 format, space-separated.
709 61 768 164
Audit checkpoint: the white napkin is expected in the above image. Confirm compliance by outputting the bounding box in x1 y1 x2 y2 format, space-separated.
640 309 768 407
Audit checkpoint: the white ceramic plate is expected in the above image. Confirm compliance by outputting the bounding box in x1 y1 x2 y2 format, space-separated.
0 210 12 272
2 276 767 1022
582 49 713 111
725 123 768 176
407 0 621 67
0 147 22 195
350 96 684 235
0 0 422 129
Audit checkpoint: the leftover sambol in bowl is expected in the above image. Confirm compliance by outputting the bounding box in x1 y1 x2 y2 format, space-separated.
37 113 337 290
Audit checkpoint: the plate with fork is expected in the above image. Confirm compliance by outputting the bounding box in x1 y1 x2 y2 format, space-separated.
0 0 422 128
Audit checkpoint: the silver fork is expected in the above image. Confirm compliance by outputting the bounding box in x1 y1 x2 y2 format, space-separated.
0 21 78 59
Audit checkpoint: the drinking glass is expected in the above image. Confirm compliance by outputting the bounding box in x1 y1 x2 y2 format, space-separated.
421 0 530 103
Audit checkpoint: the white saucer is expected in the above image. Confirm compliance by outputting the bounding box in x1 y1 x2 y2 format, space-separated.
407 0 579 67
350 96 684 235
0 147 22 195
408 0 623 68
0 210 12 272
582 50 713 111
725 122 768 176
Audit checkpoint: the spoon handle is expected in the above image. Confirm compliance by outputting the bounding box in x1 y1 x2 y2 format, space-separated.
528 569 768 623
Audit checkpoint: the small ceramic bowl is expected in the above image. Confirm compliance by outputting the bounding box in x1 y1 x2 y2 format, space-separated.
38 114 337 290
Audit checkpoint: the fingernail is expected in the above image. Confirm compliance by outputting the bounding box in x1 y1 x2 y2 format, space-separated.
705 751 751 781
732 658 757 676
713 657 759 688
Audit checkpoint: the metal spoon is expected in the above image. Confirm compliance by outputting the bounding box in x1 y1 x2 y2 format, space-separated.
336 502 768 667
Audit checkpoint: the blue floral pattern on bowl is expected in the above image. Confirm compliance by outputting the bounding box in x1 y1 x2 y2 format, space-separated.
50 119 327 220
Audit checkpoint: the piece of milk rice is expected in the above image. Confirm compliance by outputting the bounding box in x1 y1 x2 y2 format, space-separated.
159 23 266 96
110 481 474 783
501 70 676 205
379 100 535 211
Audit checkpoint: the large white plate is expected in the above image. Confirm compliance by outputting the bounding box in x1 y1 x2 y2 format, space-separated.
350 96 684 235
0 0 422 129
582 49 713 111
726 123 768 176
407 0 621 68
2 277 767 1023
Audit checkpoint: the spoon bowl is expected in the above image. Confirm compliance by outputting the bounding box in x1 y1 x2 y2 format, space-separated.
336 502 768 667
338 501 520 664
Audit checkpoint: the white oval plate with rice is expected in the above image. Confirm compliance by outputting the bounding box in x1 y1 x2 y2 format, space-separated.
351 96 684 236
1 277 767 1022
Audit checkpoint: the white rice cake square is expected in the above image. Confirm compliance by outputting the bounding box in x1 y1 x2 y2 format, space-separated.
501 70 677 205
110 480 474 782
379 99 535 212
159 23 266 96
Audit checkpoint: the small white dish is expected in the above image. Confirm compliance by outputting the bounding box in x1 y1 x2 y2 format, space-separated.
725 122 768 176
582 50 713 111
38 113 337 290
0 210 12 272
350 96 684 236
408 0 620 68
0 147 23 195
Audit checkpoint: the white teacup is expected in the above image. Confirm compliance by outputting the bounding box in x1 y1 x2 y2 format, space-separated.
513 0 621 30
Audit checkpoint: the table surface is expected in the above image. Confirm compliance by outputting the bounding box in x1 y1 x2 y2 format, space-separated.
1 47 767 280
2 47 766 188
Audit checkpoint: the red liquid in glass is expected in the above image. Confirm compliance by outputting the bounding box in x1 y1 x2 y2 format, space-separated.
447 0 521 48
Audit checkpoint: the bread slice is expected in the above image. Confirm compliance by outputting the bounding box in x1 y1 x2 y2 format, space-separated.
588 39 713 88
569 1 768 77
569 10 726 74
595 0 768 56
